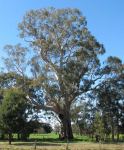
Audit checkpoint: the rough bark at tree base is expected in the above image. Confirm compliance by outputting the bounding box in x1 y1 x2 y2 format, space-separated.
59 112 73 140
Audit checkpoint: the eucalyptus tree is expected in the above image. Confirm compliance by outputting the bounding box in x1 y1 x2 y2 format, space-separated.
95 56 124 141
2 44 32 93
71 100 95 136
2 8 105 139
3 44 29 76
17 8 105 139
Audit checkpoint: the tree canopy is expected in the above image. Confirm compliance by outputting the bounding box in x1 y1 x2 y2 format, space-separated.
16 8 106 139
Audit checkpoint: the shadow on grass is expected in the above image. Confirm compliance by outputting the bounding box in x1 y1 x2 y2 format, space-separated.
0 138 90 145
13 141 61 147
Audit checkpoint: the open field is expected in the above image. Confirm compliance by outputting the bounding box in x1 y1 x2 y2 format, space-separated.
0 141 124 150
0 133 124 150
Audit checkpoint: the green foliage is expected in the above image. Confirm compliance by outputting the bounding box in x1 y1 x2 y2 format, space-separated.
95 56 124 141
42 124 52 133
3 44 29 76
17 7 105 139
93 112 105 142
0 88 28 134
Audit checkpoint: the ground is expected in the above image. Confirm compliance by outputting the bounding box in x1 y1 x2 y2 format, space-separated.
0 133 123 150
0 141 124 150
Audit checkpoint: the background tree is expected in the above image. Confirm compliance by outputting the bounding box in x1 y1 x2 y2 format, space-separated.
0 88 30 144
93 112 105 142
95 56 124 141
71 100 95 137
3 44 29 77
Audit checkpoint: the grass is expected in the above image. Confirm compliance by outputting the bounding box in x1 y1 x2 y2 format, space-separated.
29 133 59 140
0 133 123 149
0 141 123 150
29 133 92 142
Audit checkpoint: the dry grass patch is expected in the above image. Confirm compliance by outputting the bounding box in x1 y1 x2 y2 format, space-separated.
0 142 123 150
67 142 124 150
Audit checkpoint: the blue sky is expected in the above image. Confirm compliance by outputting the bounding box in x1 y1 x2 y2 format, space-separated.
0 0 124 63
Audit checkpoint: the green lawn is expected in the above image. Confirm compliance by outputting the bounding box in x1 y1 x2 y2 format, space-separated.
29 133 92 142
29 132 59 140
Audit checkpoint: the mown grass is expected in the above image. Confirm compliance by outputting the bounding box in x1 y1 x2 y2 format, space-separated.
29 133 59 140
29 133 92 142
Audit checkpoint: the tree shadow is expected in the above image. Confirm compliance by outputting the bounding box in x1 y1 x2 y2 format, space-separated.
29 137 88 142
12 137 89 144
13 141 61 146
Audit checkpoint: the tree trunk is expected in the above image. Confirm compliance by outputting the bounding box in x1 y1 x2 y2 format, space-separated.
8 133 12 145
111 119 115 141
1 133 5 140
18 133 20 140
117 123 120 142
59 110 73 140
65 114 73 139
117 132 119 142
116 109 120 142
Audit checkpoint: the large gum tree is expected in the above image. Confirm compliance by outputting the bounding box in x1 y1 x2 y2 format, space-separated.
16 8 105 139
